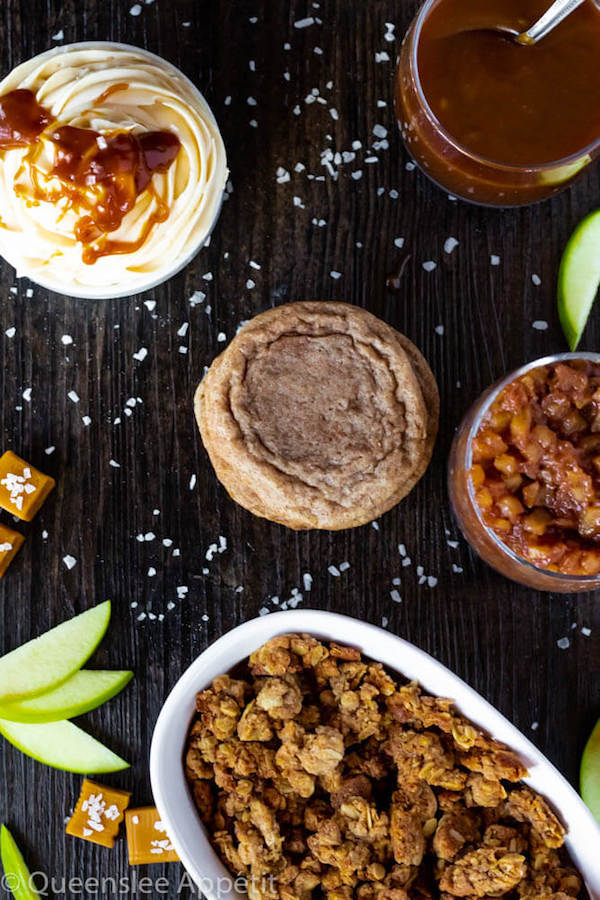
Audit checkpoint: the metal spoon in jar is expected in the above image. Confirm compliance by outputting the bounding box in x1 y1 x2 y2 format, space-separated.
476 0 587 45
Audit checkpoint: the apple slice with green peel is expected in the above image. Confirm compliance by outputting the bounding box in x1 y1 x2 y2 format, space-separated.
558 209 600 351
0 601 111 703
0 670 133 723
0 718 129 773
0 825 40 900
581 717 600 824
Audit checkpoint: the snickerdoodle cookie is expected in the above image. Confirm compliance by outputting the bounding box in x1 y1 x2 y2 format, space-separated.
194 302 439 530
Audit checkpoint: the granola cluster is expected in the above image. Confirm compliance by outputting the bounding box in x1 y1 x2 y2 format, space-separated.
184 635 583 900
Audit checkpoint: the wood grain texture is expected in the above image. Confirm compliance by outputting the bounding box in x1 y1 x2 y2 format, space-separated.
0 0 599 895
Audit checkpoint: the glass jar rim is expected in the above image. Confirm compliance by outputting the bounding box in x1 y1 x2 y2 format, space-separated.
464 351 600 586
409 0 600 174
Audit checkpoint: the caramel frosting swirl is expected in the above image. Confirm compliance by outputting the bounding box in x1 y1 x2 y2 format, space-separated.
0 43 228 297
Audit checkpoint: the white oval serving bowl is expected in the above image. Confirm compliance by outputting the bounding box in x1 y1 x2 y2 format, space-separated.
150 610 600 899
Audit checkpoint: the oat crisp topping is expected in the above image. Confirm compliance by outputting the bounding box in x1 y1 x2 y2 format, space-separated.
184 634 583 900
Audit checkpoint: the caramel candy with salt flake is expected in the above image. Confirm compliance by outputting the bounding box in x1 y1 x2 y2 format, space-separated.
66 779 131 848
0 522 25 578
0 451 55 521
125 807 180 864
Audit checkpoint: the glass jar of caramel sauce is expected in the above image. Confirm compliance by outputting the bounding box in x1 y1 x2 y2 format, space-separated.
449 354 600 592
396 0 600 206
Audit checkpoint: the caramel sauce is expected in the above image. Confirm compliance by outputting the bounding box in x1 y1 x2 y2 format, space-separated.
0 88 181 263
417 0 600 167
0 89 55 149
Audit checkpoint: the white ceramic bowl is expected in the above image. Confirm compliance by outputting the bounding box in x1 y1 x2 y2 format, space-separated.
0 42 227 300
150 611 600 899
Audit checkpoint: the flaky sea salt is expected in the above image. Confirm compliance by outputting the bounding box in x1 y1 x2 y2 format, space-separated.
63 555 77 570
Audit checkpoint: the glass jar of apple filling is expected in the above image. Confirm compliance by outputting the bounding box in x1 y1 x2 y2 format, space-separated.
449 353 600 592
395 0 600 207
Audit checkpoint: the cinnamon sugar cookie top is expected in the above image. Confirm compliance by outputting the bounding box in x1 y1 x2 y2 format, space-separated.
195 302 439 530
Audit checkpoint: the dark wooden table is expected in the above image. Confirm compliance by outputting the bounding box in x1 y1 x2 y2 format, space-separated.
0 0 598 896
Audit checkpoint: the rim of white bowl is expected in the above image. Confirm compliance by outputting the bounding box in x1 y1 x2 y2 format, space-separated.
150 610 600 900
0 41 226 301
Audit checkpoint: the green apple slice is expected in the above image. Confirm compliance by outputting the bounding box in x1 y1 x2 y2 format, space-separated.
0 670 133 723
0 718 129 773
581 717 600 824
558 209 600 351
0 601 111 703
0 825 40 900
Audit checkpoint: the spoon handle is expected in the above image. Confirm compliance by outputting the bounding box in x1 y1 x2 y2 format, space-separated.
524 0 587 43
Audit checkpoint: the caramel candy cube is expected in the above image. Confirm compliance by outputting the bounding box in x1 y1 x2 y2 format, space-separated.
0 523 25 578
0 451 55 521
66 779 131 848
125 807 180 864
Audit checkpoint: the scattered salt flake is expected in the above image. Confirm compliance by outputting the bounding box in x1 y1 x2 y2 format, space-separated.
25 288 33 298
392 577 401 586
435 325 444 336
167 601 175 611
217 332 227 342
557 637 570 650
581 626 591 636
82 415 92 426
351 170 363 180
328 565 341 577
249 119 258 128
532 273 542 286
52 29 64 40
390 589 402 603
68 390 80 403
42 530 48 540
490 254 501 266
372 520 380 531
5 327 15 338
339 561 350 572
176 586 188 599
61 334 73 346
398 544 407 557
137 612 147 621
259 607 270 616
133 347 148 362
447 540 459 549
330 270 342 280
531 721 539 731
247 97 257 106
109 459 120 468
22 388 32 402
452 564 464 573
162 538 173 548
147 567 156 577
202 272 213 281
172 548 180 557
294 16 315 27
444 237 459 254
246 279 255 290
382 616 389 627
402 557 412 567
144 299 156 312
373 124 387 138
330 108 339 121
177 322 189 338
422 261 437 272
427 576 438 588
189 291 205 307
45 446 55 455
63 555 77 570
405 161 416 171
375 51 390 62
130 3 142 14
144 532 156 541
303 573 313 591
532 320 548 331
